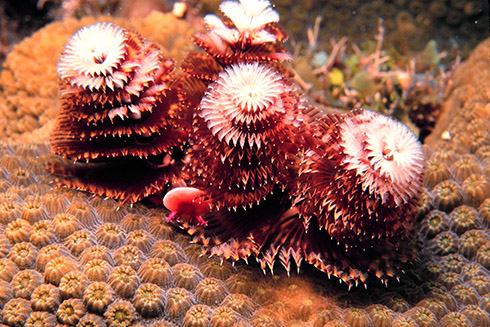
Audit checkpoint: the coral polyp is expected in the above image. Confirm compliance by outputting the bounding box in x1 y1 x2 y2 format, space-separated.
107 265 140 299
0 258 19 282
30 220 58 248
7 242 38 270
56 298 86 325
11 269 43 300
83 258 114 283
82 281 116 314
49 21 188 204
64 230 97 257
165 287 196 323
30 283 61 313
43 256 78 286
132 283 165 318
24 311 57 326
1 298 32 327
137 257 173 288
209 305 241 326
113 245 145 270
59 270 89 299
172 263 205 291
126 229 156 254
103 299 136 327
182 304 212 327
194 277 229 306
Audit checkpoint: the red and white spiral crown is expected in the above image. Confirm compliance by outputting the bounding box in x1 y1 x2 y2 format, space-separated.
199 62 298 149
297 109 425 247
340 110 425 207
50 22 186 204
189 62 307 210
56 22 175 122
204 0 281 46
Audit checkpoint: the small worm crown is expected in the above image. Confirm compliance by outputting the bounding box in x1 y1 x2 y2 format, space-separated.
205 0 280 46
49 22 187 204
190 0 290 65
340 110 425 206
199 62 298 150
57 22 129 91
56 22 175 125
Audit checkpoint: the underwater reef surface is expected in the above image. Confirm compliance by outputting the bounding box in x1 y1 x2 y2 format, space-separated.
0 11 490 327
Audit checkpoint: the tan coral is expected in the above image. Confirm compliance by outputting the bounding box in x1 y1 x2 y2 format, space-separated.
30 220 58 248
59 270 89 299
132 282 166 318
64 229 97 257
1 298 32 327
56 298 87 325
30 283 61 313
11 269 43 300
7 242 38 270
107 264 140 299
82 281 116 314
137 257 173 288
104 299 137 327
126 229 156 254
83 258 114 283
0 258 19 282
43 256 78 286
36 244 71 272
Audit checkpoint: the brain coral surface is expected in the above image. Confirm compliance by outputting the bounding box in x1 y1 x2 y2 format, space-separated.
0 16 489 327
